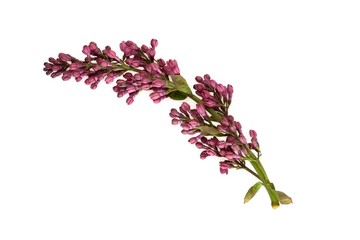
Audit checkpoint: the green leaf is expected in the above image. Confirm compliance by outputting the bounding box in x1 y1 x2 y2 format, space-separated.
168 91 188 100
197 126 223 136
166 75 192 100
244 182 263 203
276 191 293 204
170 75 192 95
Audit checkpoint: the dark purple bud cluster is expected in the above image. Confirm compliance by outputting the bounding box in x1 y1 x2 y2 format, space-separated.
114 71 167 104
44 42 125 89
194 74 233 115
169 75 260 174
43 39 181 104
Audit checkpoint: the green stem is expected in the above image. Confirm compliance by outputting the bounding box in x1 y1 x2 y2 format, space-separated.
239 163 261 181
249 158 279 208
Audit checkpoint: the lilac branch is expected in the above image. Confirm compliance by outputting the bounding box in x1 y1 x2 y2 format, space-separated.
43 39 292 208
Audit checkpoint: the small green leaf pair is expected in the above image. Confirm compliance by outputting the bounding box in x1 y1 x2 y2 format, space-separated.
244 182 293 206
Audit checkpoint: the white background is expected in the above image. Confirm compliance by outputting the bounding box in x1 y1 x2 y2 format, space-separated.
1 0 359 239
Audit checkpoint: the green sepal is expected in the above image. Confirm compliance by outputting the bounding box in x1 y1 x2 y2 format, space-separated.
168 91 188 100
276 191 293 204
244 181 263 203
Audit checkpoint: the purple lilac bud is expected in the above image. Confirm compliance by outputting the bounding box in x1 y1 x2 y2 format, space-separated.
62 71 73 81
239 135 247 145
193 74 234 115
220 167 228 174
219 161 234 175
249 129 259 149
196 103 207 117
203 99 219 108
220 117 230 126
69 62 83 70
151 80 165 88
82 45 91 56
126 96 135 105
120 40 139 57
171 119 180 125
163 59 180 75
200 151 208 159
145 62 163 76
188 135 201 144
195 142 206 149
96 58 112 68
82 42 102 58
249 130 257 138
151 39 158 48
169 108 181 118
227 84 233 101
150 90 167 103
157 58 166 67
58 53 72 62
231 143 241 153
141 45 149 53
141 39 158 60
179 102 191 115
103 46 121 61
200 149 217 160
217 140 227 149
105 72 120 84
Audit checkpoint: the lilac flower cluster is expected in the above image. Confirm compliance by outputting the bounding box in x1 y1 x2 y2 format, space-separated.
43 42 124 89
169 74 259 174
43 39 291 207
43 40 259 175
43 39 181 104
